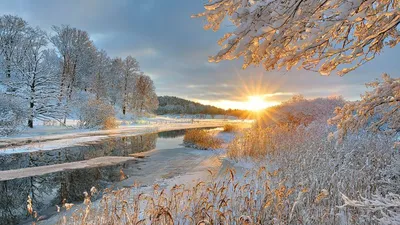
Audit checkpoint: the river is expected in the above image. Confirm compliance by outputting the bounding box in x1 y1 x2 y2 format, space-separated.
0 128 225 225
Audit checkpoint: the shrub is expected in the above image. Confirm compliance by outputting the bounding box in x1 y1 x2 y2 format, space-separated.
257 96 345 127
103 117 118 129
78 99 118 129
0 95 26 135
183 129 222 150
222 123 239 132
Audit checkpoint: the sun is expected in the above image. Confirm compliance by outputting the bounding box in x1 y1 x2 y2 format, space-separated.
246 95 270 111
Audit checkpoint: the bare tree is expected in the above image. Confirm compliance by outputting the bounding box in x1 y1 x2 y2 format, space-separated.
132 73 158 115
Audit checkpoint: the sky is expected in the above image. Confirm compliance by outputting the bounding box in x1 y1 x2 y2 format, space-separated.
1 0 399 110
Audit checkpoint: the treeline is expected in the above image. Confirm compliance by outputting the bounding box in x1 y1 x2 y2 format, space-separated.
157 96 248 118
0 15 158 133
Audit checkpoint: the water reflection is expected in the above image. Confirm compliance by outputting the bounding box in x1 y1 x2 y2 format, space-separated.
0 133 158 171
157 128 218 139
158 129 186 138
0 162 137 225
0 132 166 224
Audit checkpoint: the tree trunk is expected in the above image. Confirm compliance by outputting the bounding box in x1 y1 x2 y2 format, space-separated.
28 99 34 128
123 72 129 115
59 62 66 101
28 77 36 128
5 55 11 78
6 63 11 78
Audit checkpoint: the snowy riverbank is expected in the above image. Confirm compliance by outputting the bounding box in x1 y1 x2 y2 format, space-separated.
0 118 246 153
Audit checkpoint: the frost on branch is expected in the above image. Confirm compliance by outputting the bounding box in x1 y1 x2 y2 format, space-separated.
341 193 400 224
77 99 117 129
193 0 400 75
328 74 400 146
0 94 25 135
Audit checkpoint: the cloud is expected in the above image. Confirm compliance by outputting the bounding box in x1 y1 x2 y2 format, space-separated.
1 0 399 108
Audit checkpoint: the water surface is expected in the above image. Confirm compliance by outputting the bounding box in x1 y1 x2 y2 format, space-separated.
0 129 205 225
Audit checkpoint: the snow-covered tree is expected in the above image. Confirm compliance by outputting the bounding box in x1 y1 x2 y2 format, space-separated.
10 27 63 128
51 25 97 124
0 15 159 132
0 94 25 135
121 56 140 115
50 25 95 101
91 49 111 100
0 15 27 78
77 98 116 129
131 73 158 115
329 74 400 146
256 95 345 127
193 0 400 75
108 57 124 106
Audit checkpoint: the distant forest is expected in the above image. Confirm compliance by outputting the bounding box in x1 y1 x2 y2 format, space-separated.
156 96 247 118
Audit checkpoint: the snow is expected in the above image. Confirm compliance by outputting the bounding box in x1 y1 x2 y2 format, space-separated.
0 156 136 181
0 118 236 154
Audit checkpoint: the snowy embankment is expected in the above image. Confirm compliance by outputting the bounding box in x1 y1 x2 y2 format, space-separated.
0 117 242 154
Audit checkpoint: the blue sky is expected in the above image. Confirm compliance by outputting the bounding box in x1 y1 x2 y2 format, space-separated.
1 0 399 109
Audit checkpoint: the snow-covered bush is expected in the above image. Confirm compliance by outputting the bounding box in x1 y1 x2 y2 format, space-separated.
258 95 345 127
0 95 26 135
329 74 399 147
77 99 117 129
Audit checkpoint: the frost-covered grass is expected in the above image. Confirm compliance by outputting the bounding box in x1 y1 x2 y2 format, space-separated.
183 129 223 150
22 96 398 224
38 120 399 224
45 169 309 225
227 121 400 224
222 123 240 132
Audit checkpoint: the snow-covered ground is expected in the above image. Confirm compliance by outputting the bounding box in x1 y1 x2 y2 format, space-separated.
0 116 247 154
0 156 137 181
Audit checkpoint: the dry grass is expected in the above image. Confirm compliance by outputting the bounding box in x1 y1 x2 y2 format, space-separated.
25 121 399 224
183 129 223 150
227 125 297 160
222 124 239 132
226 122 399 224
48 168 310 225
103 117 118 129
